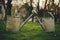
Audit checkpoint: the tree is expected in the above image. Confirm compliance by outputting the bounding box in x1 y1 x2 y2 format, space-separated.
4 0 12 21
7 0 12 16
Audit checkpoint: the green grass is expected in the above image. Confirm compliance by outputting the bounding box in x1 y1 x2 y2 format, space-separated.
55 23 60 40
0 20 60 40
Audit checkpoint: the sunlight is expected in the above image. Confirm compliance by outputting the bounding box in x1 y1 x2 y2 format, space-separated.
11 0 60 7
39 0 45 9
54 0 59 5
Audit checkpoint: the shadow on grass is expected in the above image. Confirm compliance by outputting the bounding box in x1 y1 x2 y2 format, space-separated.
0 20 16 40
0 31 17 40
0 20 6 40
55 23 60 40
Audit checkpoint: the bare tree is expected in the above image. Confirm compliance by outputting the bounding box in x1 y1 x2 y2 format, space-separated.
4 0 12 21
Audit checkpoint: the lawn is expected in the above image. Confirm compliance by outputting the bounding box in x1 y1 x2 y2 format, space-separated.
0 20 60 40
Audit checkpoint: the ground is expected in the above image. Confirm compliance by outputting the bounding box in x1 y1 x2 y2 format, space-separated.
0 20 60 40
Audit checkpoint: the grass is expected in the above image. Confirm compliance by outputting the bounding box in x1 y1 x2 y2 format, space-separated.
0 20 60 40
55 23 60 40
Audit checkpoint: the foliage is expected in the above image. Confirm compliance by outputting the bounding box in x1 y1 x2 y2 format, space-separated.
0 20 5 31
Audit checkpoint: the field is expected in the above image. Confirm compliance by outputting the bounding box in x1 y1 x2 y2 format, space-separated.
0 20 60 40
